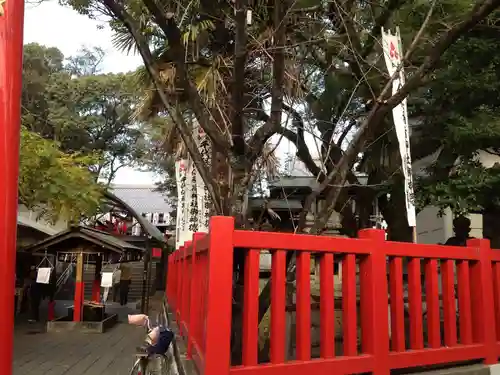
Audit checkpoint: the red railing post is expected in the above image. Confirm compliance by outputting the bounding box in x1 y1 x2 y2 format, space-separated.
170 252 178 309
176 246 184 330
203 217 234 375
358 229 389 375
468 238 497 364
187 232 203 359
0 0 24 370
181 241 192 335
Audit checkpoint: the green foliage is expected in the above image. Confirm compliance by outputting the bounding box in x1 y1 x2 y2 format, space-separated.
19 127 104 221
59 0 500 224
416 160 500 215
413 20 500 214
22 43 147 184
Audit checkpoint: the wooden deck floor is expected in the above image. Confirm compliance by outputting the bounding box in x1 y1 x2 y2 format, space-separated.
13 323 145 375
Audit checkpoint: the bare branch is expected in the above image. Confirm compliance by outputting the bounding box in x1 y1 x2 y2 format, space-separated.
246 0 287 165
231 0 248 156
305 0 500 234
360 0 410 59
102 0 223 214
141 0 232 152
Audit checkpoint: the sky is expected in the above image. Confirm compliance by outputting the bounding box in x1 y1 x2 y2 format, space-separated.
24 0 159 184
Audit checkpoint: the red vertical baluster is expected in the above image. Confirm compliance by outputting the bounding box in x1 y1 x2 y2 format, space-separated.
408 258 424 349
343 254 357 356
468 238 496 364
203 217 234 375
165 256 170 302
457 260 472 345
424 259 441 348
171 252 177 309
441 259 457 347
358 229 389 375
201 253 208 352
174 252 179 309
270 250 286 363
182 241 192 332
176 246 184 327
320 252 335 359
242 249 260 366
493 262 500 343
168 255 173 307
188 233 202 359
169 254 174 307
389 257 405 352
296 251 311 361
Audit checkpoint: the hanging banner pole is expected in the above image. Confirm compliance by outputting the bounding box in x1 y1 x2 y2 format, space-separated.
0 0 24 371
382 27 417 242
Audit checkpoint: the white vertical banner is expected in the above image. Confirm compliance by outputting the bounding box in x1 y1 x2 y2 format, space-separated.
186 155 198 235
175 159 188 249
194 123 212 233
381 27 416 227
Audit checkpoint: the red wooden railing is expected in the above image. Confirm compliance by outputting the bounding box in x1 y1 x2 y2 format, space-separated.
166 216 500 375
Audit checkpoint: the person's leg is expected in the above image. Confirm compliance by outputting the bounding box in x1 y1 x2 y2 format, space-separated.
30 295 40 322
119 281 126 305
124 280 130 305
34 297 40 321
112 284 118 302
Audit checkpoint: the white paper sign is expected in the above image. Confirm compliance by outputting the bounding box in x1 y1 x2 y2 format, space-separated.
36 267 52 284
381 27 416 227
195 124 211 233
102 287 110 302
101 272 114 288
175 159 188 249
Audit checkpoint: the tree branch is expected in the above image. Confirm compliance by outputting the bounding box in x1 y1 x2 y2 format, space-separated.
141 0 232 152
387 0 500 108
246 0 286 166
231 0 248 156
102 0 223 214
307 0 500 234
360 0 409 59
278 127 322 177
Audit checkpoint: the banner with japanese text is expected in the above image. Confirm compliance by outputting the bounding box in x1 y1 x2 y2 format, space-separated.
382 27 416 227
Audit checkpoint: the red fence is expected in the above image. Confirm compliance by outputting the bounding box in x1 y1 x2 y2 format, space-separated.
166 216 500 375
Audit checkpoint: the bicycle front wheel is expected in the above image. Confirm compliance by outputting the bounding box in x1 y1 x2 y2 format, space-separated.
129 358 148 375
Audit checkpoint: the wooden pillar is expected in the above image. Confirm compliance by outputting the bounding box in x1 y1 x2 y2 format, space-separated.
92 255 102 303
141 239 151 314
74 252 84 322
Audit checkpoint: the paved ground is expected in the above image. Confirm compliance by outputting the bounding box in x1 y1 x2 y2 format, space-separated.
13 322 145 375
13 299 148 375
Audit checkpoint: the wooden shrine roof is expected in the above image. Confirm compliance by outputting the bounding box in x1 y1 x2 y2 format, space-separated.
22 225 143 255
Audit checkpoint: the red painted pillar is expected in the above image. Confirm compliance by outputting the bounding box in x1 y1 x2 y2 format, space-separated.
0 0 25 372
203 217 234 375
74 253 84 322
91 255 102 302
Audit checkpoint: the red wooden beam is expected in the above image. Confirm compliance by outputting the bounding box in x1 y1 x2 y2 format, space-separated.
0 0 24 372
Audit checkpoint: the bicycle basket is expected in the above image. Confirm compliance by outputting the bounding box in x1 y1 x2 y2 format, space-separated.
147 327 174 355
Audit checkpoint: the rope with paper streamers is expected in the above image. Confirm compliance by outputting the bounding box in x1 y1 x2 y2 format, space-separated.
101 254 124 303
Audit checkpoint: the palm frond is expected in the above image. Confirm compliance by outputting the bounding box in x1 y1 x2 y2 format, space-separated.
112 23 138 55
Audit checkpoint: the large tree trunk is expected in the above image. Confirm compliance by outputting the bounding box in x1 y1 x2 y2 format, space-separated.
379 180 413 242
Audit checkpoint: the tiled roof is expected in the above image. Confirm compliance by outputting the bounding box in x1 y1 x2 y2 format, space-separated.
22 225 143 254
110 184 172 214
